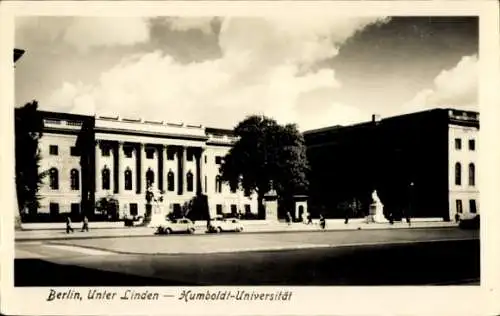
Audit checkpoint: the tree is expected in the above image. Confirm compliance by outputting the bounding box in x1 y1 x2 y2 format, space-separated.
220 115 309 219
95 195 119 221
15 100 46 227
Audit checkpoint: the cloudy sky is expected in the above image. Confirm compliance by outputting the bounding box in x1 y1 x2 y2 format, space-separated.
15 16 478 131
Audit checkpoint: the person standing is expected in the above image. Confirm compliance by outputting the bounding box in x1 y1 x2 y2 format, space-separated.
66 216 74 234
319 214 326 230
81 215 89 232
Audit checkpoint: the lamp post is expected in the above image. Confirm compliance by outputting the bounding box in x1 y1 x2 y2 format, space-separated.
408 181 414 225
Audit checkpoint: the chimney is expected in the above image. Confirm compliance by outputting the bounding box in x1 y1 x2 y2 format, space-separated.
372 114 381 123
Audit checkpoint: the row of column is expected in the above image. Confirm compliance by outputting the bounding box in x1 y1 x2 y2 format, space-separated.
95 140 204 195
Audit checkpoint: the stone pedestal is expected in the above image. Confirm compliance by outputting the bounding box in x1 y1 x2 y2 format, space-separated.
263 189 279 222
370 202 386 223
293 195 309 222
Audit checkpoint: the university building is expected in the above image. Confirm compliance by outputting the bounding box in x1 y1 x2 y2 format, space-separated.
304 108 479 221
24 111 258 222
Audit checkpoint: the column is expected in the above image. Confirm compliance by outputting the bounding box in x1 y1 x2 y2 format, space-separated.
114 141 122 194
141 144 147 191
95 140 101 194
177 146 184 195
195 148 204 195
158 145 164 192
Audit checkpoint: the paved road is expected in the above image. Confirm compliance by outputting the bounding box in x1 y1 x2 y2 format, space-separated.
15 228 479 286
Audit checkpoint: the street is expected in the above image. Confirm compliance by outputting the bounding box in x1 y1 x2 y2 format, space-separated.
15 227 479 286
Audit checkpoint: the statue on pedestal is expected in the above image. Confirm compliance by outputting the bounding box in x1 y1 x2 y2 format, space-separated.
371 190 386 223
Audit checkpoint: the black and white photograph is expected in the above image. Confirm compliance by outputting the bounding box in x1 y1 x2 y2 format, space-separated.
1 1 499 315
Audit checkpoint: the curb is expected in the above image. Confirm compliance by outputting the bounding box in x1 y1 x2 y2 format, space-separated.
15 225 459 242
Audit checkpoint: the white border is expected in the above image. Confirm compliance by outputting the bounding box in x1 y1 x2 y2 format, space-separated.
1 1 499 315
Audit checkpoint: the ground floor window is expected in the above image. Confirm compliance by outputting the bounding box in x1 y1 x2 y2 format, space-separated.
469 199 477 213
70 203 80 218
456 199 463 213
50 203 59 217
245 204 251 214
130 203 138 216
230 204 237 215
216 204 223 215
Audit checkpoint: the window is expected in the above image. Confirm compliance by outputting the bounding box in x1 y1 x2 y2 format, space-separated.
469 163 475 186
456 199 463 213
215 175 222 193
455 162 462 186
49 145 58 156
167 171 175 192
216 204 223 215
102 167 110 190
101 146 110 157
71 203 80 216
167 148 176 160
204 176 207 193
49 168 59 190
469 200 477 213
204 155 207 164
245 204 251 214
125 168 133 191
146 149 154 159
469 139 475 151
70 146 79 156
124 147 133 158
215 156 222 164
129 203 138 216
230 204 237 214
49 203 59 217
455 138 462 150
146 169 154 188
70 169 79 190
186 171 194 192
186 149 194 162
230 185 237 193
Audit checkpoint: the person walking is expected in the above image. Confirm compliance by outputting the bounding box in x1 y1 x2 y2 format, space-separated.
319 214 326 230
66 216 74 234
307 214 313 225
286 212 292 225
81 215 89 232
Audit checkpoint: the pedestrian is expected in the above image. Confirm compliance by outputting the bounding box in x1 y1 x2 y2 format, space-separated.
344 207 350 224
66 216 74 234
454 212 461 223
81 215 89 232
307 214 313 225
286 212 292 225
319 214 326 230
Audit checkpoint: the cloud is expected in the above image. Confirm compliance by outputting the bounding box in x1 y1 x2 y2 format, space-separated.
167 17 216 34
16 17 150 52
403 55 478 112
45 16 389 129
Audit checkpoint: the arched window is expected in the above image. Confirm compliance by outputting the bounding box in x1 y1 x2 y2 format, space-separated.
469 163 475 186
167 171 175 192
455 162 462 186
215 175 222 193
102 166 110 190
186 171 194 192
124 168 133 191
70 169 79 190
146 168 154 189
49 168 59 190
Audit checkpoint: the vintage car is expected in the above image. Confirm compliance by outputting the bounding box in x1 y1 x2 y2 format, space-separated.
207 218 244 233
156 218 196 235
458 213 480 230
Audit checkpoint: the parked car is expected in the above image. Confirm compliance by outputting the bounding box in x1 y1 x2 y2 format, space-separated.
458 213 480 230
207 218 244 233
156 218 195 235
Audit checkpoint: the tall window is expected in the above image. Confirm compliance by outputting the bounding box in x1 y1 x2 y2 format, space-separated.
101 146 110 157
215 175 222 193
468 163 475 186
455 138 462 150
186 171 194 192
49 168 59 190
146 169 154 188
456 199 463 213
167 171 175 192
469 200 477 213
186 149 194 161
216 204 223 215
125 168 133 191
70 169 79 190
455 162 462 186
146 149 154 159
167 148 176 160
102 167 110 190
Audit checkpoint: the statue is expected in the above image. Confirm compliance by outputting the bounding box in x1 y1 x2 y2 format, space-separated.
371 190 386 223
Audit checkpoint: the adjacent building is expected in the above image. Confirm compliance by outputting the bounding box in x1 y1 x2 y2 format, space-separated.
304 108 479 221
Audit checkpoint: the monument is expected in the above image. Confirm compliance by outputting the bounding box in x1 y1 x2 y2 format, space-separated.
263 181 279 222
145 187 167 227
370 190 386 223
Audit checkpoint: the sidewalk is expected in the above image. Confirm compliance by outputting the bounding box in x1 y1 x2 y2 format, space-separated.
15 219 457 241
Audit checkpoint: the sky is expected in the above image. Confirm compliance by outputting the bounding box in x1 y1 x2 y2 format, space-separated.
15 16 478 131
